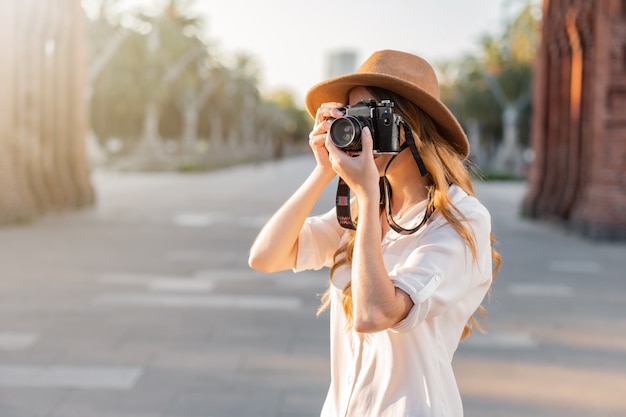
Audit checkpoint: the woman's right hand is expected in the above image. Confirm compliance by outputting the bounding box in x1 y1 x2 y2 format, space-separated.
250 102 345 273
308 102 345 171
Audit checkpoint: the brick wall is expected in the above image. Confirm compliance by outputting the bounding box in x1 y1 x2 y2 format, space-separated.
523 0 626 240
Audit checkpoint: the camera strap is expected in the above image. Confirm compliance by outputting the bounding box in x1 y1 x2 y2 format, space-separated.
334 123 435 234
401 123 429 177
335 176 385 231
335 177 356 230
382 123 435 234
382 175 436 235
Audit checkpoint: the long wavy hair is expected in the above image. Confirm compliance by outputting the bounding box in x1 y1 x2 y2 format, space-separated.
317 87 501 341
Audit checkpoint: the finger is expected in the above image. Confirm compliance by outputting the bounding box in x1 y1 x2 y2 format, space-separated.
309 116 334 141
324 133 343 163
329 105 346 119
308 132 321 146
316 102 346 122
309 132 329 153
360 126 374 154
310 120 330 135
317 102 344 113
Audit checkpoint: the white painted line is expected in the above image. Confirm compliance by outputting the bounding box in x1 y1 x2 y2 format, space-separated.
192 269 266 280
508 283 573 297
191 269 326 289
0 333 39 351
100 274 214 292
0 365 143 389
240 216 271 228
173 213 217 227
463 332 538 348
167 251 242 263
192 268 325 281
271 276 327 289
166 251 208 261
173 213 269 228
100 273 185 285
149 279 215 292
549 260 601 274
94 293 302 310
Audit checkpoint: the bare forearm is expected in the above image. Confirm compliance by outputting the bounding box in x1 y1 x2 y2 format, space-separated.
351 199 412 332
249 166 335 273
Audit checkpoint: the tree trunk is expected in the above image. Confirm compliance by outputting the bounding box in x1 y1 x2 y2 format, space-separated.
133 100 167 167
181 103 199 158
178 79 220 163
0 0 94 224
85 27 130 167
60 0 95 208
493 105 523 174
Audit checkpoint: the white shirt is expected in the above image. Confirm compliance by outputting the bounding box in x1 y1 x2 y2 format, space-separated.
295 185 493 417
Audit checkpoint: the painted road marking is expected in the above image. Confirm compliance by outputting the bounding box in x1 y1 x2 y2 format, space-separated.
549 260 601 274
463 332 538 348
508 283 573 297
191 268 327 289
0 333 39 351
173 213 218 227
0 365 143 389
148 279 215 292
94 293 302 310
100 273 215 292
173 212 267 228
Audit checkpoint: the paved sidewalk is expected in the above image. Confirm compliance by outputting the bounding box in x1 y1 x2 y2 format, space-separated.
0 154 624 417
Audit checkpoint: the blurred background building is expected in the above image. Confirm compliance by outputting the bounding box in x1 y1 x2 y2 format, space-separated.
325 50 358 78
523 0 626 240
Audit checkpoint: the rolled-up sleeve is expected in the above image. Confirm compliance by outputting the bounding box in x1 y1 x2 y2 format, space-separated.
390 205 493 332
294 208 344 273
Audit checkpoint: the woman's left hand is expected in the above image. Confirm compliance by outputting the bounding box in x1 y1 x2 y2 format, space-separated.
325 127 380 202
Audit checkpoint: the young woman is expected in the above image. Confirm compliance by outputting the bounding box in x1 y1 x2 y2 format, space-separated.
249 49 500 417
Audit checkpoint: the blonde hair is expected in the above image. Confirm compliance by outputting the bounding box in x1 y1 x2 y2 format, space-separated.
317 87 501 341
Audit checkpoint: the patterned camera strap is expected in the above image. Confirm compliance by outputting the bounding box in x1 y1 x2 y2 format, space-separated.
335 123 435 234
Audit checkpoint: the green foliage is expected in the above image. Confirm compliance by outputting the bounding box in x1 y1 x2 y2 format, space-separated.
473 168 525 181
266 90 313 141
85 0 307 167
439 0 541 157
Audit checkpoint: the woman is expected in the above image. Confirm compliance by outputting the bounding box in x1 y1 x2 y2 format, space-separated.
249 50 500 417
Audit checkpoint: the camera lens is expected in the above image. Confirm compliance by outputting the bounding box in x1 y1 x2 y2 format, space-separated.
329 116 362 152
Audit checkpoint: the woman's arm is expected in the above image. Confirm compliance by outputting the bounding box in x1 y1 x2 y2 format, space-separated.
325 129 413 333
249 103 345 273
350 195 414 333
248 165 335 273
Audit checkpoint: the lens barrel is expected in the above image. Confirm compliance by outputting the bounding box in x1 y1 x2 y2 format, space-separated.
329 116 363 152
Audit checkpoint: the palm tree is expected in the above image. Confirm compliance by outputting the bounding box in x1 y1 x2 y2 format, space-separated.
85 0 132 165
443 1 540 175
85 0 310 171
224 53 262 148
130 0 208 168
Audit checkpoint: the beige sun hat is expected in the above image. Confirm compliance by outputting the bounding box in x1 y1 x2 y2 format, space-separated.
305 49 469 159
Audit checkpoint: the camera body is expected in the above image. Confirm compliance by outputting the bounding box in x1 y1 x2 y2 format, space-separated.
329 99 402 154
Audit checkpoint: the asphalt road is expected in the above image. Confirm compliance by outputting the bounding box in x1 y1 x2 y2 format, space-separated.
0 154 624 417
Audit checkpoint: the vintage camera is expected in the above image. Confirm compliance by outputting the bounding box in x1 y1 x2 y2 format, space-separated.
329 99 402 154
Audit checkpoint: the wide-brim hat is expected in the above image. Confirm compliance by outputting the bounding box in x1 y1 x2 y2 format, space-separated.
305 49 469 159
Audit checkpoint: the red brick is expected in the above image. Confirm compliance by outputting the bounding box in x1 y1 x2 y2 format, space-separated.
523 0 626 240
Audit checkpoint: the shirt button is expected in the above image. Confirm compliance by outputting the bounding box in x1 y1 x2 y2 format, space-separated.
348 375 353 385
435 274 441 282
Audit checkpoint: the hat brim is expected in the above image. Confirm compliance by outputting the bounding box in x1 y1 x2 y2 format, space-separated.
305 73 469 159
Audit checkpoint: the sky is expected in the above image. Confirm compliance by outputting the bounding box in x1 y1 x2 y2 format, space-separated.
130 0 540 103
